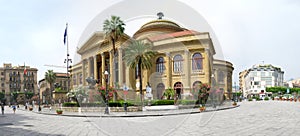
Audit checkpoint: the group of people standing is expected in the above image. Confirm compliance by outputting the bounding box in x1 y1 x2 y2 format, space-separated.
1 103 17 115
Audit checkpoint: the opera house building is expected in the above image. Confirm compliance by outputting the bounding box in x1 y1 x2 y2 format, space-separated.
71 17 234 100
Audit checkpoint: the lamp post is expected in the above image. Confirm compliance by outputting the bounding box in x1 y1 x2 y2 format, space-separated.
104 71 109 114
38 83 41 112
24 88 27 110
234 82 237 102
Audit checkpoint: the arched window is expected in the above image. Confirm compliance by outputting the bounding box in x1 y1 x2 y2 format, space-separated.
173 55 183 73
156 57 164 73
192 53 203 71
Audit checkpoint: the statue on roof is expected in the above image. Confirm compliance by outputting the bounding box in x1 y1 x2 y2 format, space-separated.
157 12 164 19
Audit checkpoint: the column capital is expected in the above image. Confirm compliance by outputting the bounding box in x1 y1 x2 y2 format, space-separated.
184 49 189 54
165 52 171 57
101 52 105 57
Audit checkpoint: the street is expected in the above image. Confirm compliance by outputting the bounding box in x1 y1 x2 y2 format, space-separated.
1 101 300 136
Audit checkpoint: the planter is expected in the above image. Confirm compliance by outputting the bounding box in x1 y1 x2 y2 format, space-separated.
199 107 206 112
294 99 297 102
29 107 33 111
233 103 237 106
56 110 63 115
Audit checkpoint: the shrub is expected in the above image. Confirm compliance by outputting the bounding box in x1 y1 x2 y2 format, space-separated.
63 102 79 107
179 100 197 105
248 98 253 101
255 97 261 101
264 97 269 101
152 100 174 106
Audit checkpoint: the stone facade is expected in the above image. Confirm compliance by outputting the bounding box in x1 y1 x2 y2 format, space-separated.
71 19 234 100
38 72 69 104
0 63 38 104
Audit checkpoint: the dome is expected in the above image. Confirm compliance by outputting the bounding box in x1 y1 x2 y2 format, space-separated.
133 19 185 39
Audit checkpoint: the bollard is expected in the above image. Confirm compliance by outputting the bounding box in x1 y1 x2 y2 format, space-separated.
124 102 128 114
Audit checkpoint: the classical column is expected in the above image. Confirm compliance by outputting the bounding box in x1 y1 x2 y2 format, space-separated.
87 57 92 78
184 50 191 92
125 64 130 89
109 50 114 85
165 52 172 88
118 48 123 87
82 59 86 86
205 49 211 84
93 55 98 80
101 53 105 86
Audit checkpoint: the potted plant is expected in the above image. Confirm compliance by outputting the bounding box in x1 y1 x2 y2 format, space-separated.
56 109 63 114
199 105 206 112
232 101 237 106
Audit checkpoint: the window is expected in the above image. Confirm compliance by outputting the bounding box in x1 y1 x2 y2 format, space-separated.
254 81 260 85
218 71 224 83
1 72 3 75
192 53 203 71
1 83 4 87
173 54 183 73
261 72 265 77
156 57 164 73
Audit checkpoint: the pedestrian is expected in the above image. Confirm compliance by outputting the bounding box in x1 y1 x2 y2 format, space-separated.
1 103 4 115
12 105 16 114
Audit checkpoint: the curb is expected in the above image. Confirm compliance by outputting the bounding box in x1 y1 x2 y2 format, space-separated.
24 105 240 118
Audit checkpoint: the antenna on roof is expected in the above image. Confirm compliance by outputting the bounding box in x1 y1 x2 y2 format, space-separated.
157 12 164 19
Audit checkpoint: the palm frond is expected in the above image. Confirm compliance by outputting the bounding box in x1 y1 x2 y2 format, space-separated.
123 40 157 70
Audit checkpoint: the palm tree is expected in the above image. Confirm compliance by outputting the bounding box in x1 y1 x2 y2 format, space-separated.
45 70 56 104
123 40 157 107
103 15 125 55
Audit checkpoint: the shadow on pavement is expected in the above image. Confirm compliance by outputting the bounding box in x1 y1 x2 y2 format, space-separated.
0 110 64 136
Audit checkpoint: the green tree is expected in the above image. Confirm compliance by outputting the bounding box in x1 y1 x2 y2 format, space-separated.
123 40 157 107
45 70 56 104
25 92 34 100
0 92 5 103
103 15 125 55
163 88 175 100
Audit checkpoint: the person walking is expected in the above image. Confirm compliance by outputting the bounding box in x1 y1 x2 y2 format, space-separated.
12 105 16 114
1 103 4 115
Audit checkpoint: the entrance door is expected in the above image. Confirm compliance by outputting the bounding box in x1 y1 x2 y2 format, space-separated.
156 83 165 99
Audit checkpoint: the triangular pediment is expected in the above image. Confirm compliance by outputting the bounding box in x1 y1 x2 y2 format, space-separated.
77 32 104 55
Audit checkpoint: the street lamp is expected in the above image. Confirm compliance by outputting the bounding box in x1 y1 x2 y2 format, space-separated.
24 88 27 110
104 71 109 114
38 83 41 112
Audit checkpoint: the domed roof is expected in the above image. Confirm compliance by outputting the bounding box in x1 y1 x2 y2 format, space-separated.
133 19 185 39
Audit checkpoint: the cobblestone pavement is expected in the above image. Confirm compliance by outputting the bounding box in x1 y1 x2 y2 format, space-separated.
1 101 300 136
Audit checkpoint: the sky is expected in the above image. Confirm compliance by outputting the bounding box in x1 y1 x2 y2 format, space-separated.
0 0 300 83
